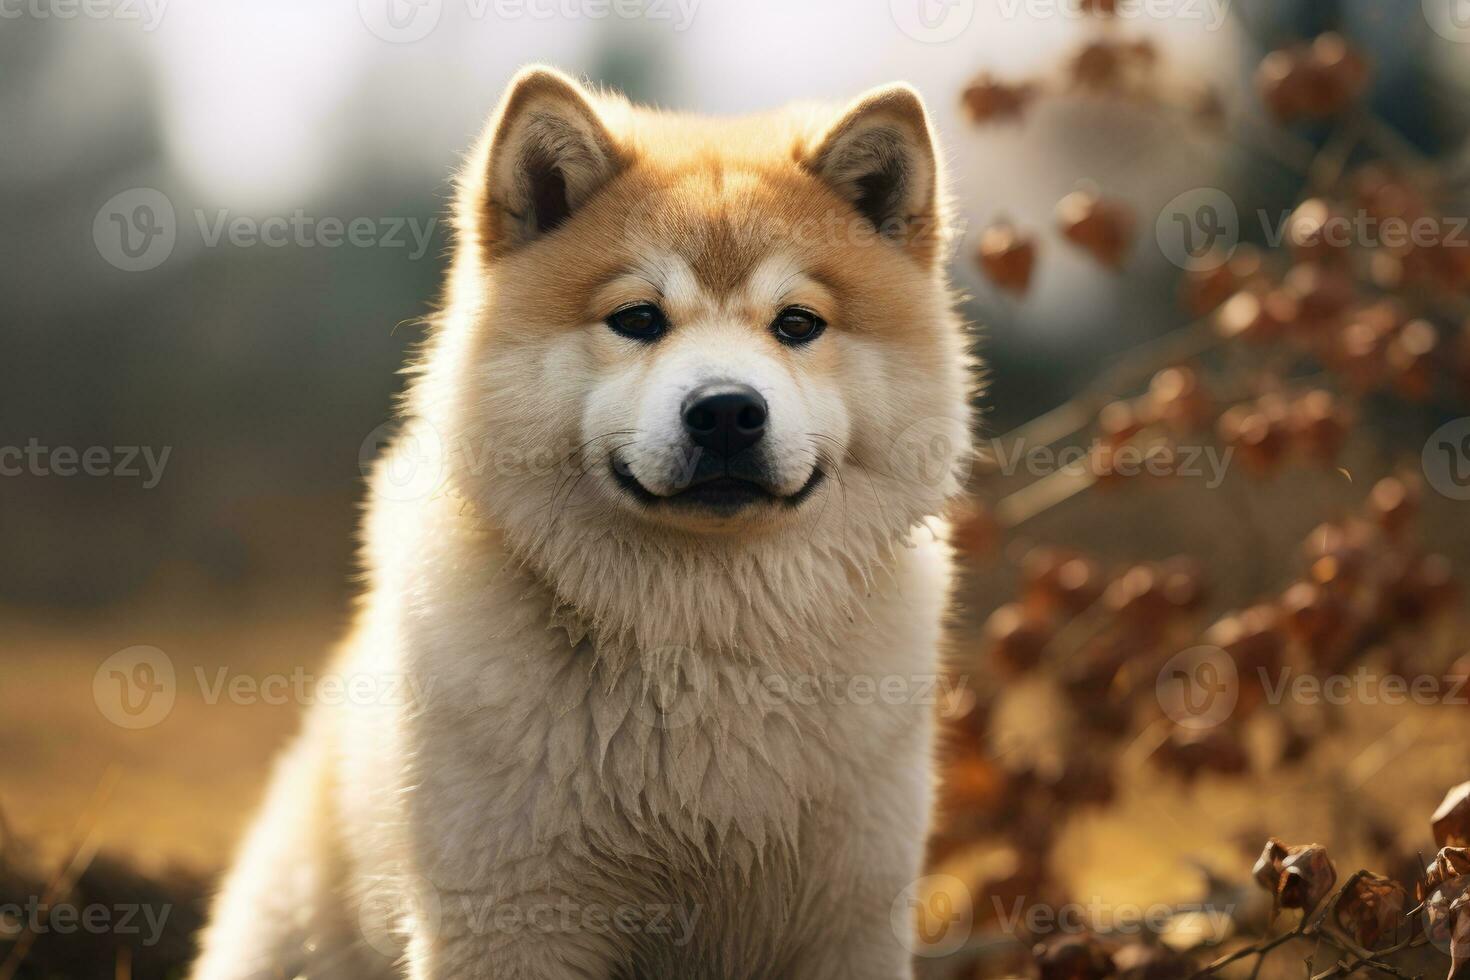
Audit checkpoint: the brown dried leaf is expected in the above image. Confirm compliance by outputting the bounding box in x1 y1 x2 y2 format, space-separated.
1334 872 1410 949
1251 838 1337 912
1434 782 1470 849
1034 933 1117 980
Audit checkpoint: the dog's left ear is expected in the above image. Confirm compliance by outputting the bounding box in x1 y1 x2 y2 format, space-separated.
460 66 625 257
805 84 944 264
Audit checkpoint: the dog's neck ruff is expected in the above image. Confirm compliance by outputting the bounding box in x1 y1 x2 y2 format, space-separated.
455 466 931 670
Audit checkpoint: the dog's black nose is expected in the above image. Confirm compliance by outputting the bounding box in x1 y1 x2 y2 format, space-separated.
682 383 767 457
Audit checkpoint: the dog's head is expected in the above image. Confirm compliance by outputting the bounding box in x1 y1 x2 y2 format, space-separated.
410 67 972 639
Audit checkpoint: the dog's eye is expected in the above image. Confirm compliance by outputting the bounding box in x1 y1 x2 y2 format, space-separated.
606 303 668 341
772 307 826 346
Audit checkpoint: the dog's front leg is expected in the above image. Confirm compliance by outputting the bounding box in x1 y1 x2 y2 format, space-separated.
800 873 922 980
404 887 618 980
792 755 934 980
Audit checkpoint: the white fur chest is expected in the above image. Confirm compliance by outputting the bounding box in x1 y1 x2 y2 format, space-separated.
380 518 947 881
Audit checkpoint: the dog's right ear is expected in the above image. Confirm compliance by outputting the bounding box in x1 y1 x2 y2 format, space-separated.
459 66 624 257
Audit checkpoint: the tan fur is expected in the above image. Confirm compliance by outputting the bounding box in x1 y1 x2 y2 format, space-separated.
192 66 974 980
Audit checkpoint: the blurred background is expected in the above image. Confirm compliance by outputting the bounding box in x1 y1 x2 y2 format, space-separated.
3 0 1470 976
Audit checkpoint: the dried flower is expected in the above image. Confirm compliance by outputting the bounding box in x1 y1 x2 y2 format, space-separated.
1112 943 1194 980
1156 726 1249 780
985 603 1051 674
1252 838 1337 912
963 74 1036 124
1289 390 1349 462
1421 855 1470 980
1258 34 1370 122
1385 553 1457 623
951 498 1000 558
1219 399 1289 475
941 752 1009 813
1024 547 1104 616
1386 319 1439 401
1421 847 1470 900
1034 932 1117 980
1279 580 1346 656
1283 263 1355 327
1434 783 1470 849
1070 40 1126 91
1354 164 1429 224
1335 872 1411 948
1368 476 1419 536
1149 367 1213 432
1058 191 1136 268
1304 520 1372 592
1216 289 1295 344
1285 199 1351 263
1181 246 1264 315
977 222 1039 294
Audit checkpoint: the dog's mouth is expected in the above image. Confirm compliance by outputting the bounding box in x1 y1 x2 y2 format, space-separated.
611 456 825 514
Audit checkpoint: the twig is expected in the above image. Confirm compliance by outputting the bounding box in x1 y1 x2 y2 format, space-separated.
0 767 120 980
1190 873 1436 980
1189 924 1308 980
987 316 1223 463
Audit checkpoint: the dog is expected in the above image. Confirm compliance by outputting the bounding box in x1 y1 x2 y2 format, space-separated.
191 65 974 980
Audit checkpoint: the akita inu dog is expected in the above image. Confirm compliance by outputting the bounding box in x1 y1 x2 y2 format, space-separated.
192 66 974 980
